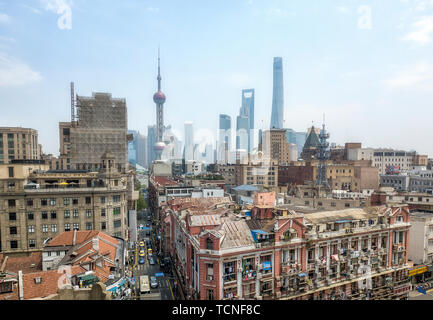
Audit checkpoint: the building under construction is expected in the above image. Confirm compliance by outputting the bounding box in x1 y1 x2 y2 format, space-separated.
53 85 129 172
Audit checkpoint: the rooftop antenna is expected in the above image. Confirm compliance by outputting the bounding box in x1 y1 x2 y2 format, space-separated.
70 82 75 123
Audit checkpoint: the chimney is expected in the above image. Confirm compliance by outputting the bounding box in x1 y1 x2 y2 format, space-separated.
18 270 24 300
92 238 99 252
72 229 77 246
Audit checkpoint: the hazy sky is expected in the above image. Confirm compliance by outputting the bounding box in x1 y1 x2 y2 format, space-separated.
1 0 433 157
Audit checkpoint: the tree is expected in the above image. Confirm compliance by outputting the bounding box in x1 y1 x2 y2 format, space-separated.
137 193 147 211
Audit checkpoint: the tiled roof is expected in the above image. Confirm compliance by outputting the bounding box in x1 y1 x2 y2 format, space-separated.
218 219 255 249
153 176 179 186
189 214 222 227
46 230 100 247
303 207 388 224
22 270 63 300
0 251 42 274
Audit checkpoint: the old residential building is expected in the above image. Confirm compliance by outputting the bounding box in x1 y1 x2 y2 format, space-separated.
0 153 130 253
161 195 411 300
0 127 42 164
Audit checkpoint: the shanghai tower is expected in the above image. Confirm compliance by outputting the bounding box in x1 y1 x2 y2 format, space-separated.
270 57 284 129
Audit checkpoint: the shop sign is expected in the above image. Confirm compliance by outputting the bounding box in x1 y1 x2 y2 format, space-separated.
409 266 428 277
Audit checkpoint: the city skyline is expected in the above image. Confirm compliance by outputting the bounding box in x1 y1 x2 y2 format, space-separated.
1 1 433 157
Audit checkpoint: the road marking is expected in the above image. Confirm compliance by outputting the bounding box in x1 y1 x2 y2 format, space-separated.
167 277 175 300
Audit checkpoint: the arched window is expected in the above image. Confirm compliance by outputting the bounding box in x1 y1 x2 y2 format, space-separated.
206 237 213 250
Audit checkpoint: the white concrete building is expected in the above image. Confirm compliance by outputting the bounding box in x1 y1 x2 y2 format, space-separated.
408 211 433 265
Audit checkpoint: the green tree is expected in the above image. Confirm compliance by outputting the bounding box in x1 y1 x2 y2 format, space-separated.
137 193 147 211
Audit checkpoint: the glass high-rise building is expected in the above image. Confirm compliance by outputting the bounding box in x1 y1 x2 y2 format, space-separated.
218 114 231 164
184 121 194 161
270 57 284 129
128 130 138 166
240 89 255 152
147 125 156 167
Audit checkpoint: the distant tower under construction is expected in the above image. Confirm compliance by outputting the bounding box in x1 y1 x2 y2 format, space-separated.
316 117 330 189
153 48 166 160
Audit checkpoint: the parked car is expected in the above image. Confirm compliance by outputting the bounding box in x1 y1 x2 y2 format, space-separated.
150 276 158 288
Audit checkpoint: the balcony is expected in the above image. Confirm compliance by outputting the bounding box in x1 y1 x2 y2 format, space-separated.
242 270 257 281
223 273 236 284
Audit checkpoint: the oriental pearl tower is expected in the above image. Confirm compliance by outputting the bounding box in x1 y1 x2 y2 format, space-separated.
153 48 166 160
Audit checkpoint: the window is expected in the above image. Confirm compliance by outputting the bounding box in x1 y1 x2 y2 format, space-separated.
113 195 121 203
42 224 48 233
86 222 93 230
41 211 48 219
51 224 57 232
8 199 16 207
8 166 14 178
72 198 78 205
86 209 92 218
10 226 17 235
114 220 121 228
41 198 47 206
101 222 106 230
10 241 18 249
0 281 13 294
27 199 33 206
396 215 404 223
345 203 351 208
73 223 79 230
50 211 57 219
27 212 34 220
29 240 36 248
64 210 70 219
85 197 91 204
28 225 35 233
113 207 121 215
100 197 106 204
64 198 70 205
49 198 56 206
206 289 214 300
73 209 79 218
206 237 214 250
64 223 71 231
9 212 16 221
206 263 214 281
101 208 106 217
331 202 336 207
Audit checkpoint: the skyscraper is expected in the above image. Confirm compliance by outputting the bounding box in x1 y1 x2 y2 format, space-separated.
136 133 147 167
236 115 249 151
153 48 166 160
218 114 231 164
270 57 284 129
184 121 194 162
147 125 156 167
128 130 138 166
240 89 255 151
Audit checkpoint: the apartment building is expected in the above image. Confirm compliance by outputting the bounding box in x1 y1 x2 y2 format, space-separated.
0 127 42 164
279 161 379 192
261 129 297 165
0 153 130 253
347 147 428 175
162 195 411 300
217 160 279 189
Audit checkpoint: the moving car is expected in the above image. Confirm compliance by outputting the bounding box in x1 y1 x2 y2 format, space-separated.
139 250 146 257
138 257 145 265
149 257 155 265
148 248 152 254
146 240 152 247
150 276 158 288
146 223 150 227
139 241 145 247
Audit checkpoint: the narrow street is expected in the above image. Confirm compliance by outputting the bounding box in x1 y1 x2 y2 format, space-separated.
128 209 177 300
